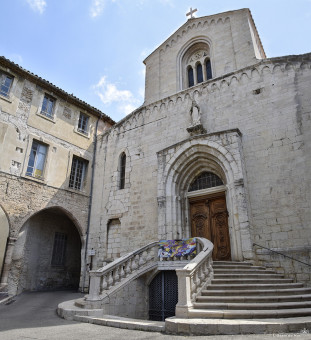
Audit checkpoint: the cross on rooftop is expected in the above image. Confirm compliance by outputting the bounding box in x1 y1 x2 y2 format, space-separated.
186 7 197 19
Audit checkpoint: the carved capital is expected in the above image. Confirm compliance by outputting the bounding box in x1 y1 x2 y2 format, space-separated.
157 196 166 208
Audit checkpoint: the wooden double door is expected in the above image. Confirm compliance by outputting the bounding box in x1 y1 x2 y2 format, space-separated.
190 193 231 261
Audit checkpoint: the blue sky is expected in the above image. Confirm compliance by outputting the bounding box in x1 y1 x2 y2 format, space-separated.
1 0 310 122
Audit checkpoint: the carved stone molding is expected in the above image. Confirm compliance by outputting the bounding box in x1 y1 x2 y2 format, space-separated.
187 124 207 136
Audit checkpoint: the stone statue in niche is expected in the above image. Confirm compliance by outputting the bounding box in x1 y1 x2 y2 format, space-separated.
187 100 206 136
190 100 201 126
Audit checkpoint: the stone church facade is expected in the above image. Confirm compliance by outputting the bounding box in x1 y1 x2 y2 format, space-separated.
90 8 310 272
1 8 310 318
85 9 311 316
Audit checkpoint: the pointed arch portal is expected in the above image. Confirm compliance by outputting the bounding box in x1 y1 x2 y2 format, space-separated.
157 130 253 261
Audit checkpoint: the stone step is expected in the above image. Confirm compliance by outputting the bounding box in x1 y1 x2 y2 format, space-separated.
213 273 284 279
74 315 165 332
211 278 293 285
193 300 311 310
197 293 311 303
187 308 311 319
213 264 255 270
213 261 253 266
165 316 311 335
213 268 276 274
207 282 304 290
201 287 311 296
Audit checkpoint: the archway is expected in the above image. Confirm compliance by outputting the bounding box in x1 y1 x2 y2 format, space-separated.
10 207 81 293
0 205 9 280
157 131 253 261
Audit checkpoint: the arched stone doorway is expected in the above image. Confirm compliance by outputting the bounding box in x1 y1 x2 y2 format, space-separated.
10 207 81 294
0 205 9 280
157 130 253 262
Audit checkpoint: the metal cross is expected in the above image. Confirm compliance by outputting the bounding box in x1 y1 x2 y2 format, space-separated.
186 7 197 19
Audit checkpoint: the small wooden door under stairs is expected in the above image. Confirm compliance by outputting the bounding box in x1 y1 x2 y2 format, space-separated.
190 193 231 261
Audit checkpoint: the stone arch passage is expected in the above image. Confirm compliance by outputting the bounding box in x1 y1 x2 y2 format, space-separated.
9 207 82 294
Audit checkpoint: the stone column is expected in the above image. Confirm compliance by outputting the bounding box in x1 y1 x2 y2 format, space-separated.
0 237 17 287
193 66 198 86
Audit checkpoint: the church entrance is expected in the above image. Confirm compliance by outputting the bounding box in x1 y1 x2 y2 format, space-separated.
190 193 231 261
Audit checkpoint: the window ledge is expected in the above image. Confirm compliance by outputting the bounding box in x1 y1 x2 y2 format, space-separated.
24 174 45 183
74 128 90 139
67 186 88 195
36 111 56 123
0 94 12 103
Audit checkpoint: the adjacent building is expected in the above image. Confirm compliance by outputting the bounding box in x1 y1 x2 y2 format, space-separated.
0 56 114 295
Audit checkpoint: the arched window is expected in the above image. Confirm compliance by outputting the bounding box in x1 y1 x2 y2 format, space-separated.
188 172 223 192
119 152 126 189
181 42 213 90
188 66 194 87
197 63 203 83
206 59 212 80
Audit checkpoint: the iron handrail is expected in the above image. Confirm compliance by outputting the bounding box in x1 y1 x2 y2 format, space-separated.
253 243 311 267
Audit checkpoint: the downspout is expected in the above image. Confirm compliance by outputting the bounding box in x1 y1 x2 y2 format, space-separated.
81 115 100 292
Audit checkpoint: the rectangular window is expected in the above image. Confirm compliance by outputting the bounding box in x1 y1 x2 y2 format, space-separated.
0 73 13 97
69 156 88 190
77 113 89 135
41 94 55 119
26 140 48 179
51 232 67 266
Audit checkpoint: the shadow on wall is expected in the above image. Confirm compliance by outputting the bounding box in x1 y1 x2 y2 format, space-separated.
8 207 81 294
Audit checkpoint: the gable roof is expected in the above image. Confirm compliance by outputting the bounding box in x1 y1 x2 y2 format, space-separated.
143 8 265 64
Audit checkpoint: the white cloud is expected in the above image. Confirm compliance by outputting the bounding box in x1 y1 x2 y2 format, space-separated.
90 0 117 18
94 76 141 116
90 0 106 18
26 0 47 14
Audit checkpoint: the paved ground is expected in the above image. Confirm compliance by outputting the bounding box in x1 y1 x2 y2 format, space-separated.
0 291 310 340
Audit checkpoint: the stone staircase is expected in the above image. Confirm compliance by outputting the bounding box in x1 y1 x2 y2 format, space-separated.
188 261 311 319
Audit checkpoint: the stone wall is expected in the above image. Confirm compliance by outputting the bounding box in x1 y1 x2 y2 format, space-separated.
101 277 149 319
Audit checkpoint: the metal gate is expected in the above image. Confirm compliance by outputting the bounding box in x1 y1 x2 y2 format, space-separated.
149 270 178 321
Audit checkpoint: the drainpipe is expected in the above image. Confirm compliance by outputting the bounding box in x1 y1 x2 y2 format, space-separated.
81 115 100 292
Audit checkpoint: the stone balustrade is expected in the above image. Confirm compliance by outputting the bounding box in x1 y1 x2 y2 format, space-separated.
87 238 213 312
175 238 214 317
87 241 158 301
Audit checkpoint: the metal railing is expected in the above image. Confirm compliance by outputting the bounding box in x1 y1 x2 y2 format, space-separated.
253 243 311 267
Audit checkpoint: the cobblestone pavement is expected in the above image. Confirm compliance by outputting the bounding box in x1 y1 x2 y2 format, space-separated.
0 291 310 340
